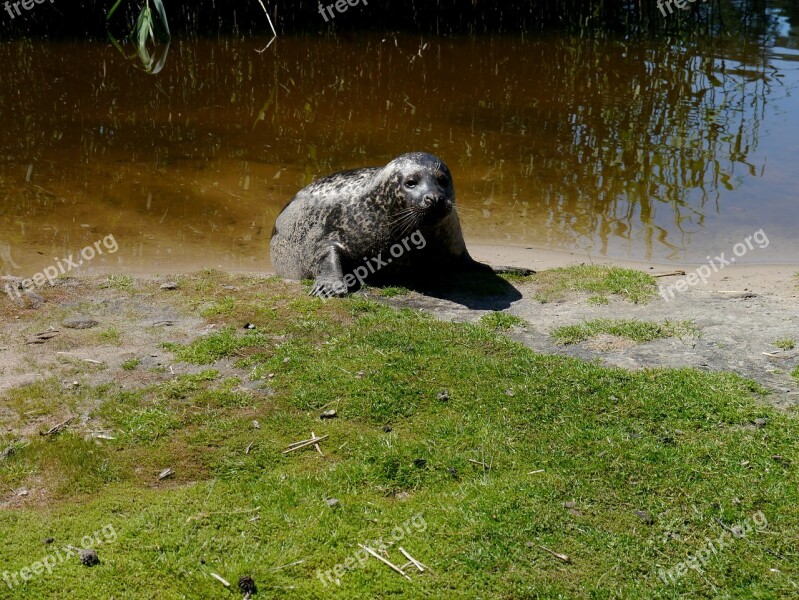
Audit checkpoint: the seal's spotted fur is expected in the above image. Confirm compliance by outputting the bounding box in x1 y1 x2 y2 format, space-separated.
270 152 489 297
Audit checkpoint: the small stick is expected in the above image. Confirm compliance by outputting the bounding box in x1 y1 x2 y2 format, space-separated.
358 545 411 581
311 431 324 457
528 469 545 475
654 270 686 278
55 352 102 364
245 440 254 454
399 547 427 572
210 572 230 587
537 544 572 564
283 435 328 454
269 559 306 571
40 417 73 436
468 459 490 470
286 436 319 449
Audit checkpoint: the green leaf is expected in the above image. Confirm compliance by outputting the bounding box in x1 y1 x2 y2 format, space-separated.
106 0 123 21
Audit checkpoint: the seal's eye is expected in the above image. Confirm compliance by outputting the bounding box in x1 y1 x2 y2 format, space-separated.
405 180 418 189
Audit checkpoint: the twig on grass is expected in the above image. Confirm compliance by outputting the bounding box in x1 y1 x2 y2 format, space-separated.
283 435 328 454
358 545 412 581
40 417 73 436
399 547 428 572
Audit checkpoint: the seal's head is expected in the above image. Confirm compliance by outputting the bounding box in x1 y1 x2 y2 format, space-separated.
379 153 455 233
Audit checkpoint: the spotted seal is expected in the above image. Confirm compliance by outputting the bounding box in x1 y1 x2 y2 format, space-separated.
270 152 491 297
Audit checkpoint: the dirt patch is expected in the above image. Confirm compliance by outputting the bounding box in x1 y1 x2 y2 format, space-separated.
381 261 799 409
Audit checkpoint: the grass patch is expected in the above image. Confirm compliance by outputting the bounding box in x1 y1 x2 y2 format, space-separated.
774 339 796 351
100 274 134 290
121 358 140 371
529 265 656 304
99 327 121 344
376 286 409 297
162 327 268 364
552 319 697 345
792 365 799 382
480 311 526 330
0 275 797 599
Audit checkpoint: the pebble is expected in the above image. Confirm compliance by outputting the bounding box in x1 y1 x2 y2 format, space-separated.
63 318 99 330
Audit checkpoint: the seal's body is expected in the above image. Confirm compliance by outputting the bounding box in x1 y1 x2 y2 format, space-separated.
270 152 490 297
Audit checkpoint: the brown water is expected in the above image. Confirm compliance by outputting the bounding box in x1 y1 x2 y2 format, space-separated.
1 27 798 278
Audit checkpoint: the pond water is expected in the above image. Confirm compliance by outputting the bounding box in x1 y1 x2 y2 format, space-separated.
1 14 798 277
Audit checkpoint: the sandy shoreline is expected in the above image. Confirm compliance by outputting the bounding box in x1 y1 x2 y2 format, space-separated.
469 243 799 295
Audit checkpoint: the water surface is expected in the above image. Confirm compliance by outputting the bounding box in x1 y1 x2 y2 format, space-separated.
1 22 797 277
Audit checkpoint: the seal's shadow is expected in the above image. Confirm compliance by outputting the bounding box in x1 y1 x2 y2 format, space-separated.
375 270 523 310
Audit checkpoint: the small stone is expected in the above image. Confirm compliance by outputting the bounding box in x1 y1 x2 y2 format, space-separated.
505 389 515 397
437 390 450 401
160 282 178 290
320 410 337 420
634 510 654 525
243 323 256 330
325 497 339 508
79 549 100 566
157 468 174 480
382 425 392 433
252 420 260 429
238 576 256 594
355 370 365 378
754 418 767 428
63 318 99 330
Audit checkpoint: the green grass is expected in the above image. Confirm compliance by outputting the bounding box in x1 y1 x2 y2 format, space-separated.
0 274 796 599
792 365 799 382
552 319 697 345
121 358 140 371
774 339 796 351
98 327 121 344
479 312 526 330
528 265 656 304
100 275 134 291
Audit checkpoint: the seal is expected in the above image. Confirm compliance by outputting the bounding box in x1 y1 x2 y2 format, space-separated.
270 152 491 297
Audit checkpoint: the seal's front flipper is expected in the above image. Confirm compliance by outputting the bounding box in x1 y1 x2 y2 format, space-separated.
310 244 349 298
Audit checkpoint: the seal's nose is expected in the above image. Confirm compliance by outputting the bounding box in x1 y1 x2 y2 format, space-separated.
421 195 436 209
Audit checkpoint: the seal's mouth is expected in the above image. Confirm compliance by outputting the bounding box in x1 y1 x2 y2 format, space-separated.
418 195 454 219
390 199 451 239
